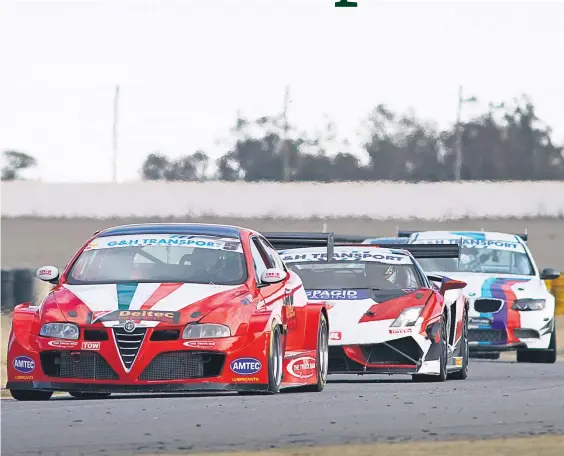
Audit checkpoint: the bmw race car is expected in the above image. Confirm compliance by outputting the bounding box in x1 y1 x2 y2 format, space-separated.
400 230 561 363
7 224 330 401
265 232 469 382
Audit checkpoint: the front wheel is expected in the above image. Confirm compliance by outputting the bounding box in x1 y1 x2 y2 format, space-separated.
298 312 329 392
517 328 557 364
69 392 112 399
10 390 53 401
238 323 283 396
448 309 469 380
412 312 448 383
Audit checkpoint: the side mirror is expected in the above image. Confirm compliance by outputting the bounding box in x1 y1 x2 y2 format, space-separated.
440 278 467 294
260 268 287 285
541 268 561 281
36 266 60 284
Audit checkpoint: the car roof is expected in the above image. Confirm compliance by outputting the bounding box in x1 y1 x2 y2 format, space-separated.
97 223 243 239
409 230 524 243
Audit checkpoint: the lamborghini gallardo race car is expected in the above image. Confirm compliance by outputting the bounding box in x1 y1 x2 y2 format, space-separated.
7 223 330 401
401 230 561 363
265 232 469 382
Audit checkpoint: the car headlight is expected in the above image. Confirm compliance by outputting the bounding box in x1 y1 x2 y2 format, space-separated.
512 299 546 311
390 306 423 327
39 323 80 340
182 323 230 339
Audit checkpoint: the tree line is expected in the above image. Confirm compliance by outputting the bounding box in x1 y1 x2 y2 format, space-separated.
142 95 563 182
3 94 563 182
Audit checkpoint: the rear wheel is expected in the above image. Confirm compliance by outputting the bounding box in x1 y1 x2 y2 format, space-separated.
297 312 329 392
412 312 448 383
448 309 469 380
10 390 53 401
69 392 112 399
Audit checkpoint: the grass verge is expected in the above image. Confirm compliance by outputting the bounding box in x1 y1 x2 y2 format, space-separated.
156 435 564 456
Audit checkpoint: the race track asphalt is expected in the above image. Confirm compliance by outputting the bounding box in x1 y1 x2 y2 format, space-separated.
2 360 564 456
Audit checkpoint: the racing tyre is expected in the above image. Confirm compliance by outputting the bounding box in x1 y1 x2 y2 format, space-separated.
10 390 53 401
412 312 448 383
69 392 112 399
266 324 284 393
516 328 557 364
296 312 329 392
448 309 469 380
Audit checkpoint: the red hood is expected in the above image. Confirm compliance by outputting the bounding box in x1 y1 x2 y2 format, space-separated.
41 283 256 333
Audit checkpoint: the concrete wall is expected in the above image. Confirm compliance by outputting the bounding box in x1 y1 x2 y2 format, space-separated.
2 216 563 269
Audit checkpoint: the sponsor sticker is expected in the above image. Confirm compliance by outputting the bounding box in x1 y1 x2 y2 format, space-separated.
81 341 101 351
389 328 412 335
230 357 262 375
231 377 260 383
91 309 180 324
287 356 316 380
13 356 35 374
48 340 79 348
454 357 463 367
15 375 34 380
183 341 216 348
329 331 342 341
306 289 371 301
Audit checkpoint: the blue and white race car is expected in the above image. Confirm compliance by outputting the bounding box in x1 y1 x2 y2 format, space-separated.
399 230 560 363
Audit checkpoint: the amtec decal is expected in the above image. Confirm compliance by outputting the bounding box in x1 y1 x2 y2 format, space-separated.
13 356 35 374
230 358 262 375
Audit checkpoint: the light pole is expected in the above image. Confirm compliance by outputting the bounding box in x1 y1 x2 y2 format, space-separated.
112 85 120 183
454 85 477 181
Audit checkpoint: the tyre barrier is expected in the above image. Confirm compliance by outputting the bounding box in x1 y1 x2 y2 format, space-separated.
550 276 564 316
1 269 36 313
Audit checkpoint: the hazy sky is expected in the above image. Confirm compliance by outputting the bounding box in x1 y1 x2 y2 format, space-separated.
1 0 563 183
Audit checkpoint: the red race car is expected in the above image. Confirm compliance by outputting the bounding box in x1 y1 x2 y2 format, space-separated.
6 224 330 400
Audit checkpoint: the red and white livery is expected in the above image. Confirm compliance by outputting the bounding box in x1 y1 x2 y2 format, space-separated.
7 224 330 400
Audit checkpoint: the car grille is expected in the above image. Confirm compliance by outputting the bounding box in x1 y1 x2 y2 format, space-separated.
469 329 506 342
473 299 504 313
138 351 225 381
112 327 147 370
360 338 423 364
40 351 119 380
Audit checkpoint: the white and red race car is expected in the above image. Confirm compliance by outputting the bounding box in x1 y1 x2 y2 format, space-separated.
266 233 470 382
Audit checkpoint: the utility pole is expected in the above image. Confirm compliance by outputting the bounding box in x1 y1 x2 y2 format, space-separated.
281 85 290 182
112 85 120 183
454 86 463 182
454 86 477 181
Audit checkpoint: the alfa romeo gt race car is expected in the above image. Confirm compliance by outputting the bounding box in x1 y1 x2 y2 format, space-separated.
265 232 469 382
7 223 330 400
400 230 561 363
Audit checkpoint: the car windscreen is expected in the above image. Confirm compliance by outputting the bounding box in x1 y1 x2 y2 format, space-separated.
286 261 423 290
67 234 247 285
416 245 535 275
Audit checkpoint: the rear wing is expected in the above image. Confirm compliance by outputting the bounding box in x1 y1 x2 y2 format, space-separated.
397 229 528 242
264 232 460 260
334 242 461 259
263 232 336 260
